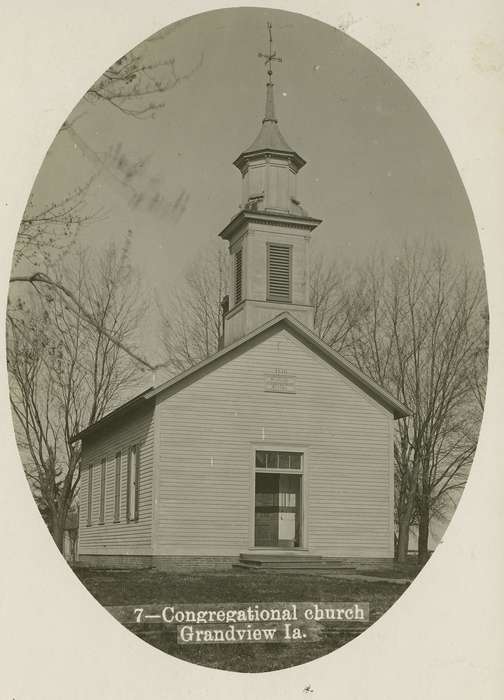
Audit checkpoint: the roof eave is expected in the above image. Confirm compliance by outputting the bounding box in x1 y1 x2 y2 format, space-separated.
69 390 153 443
282 320 411 419
73 315 410 444
146 312 410 420
218 209 322 241
233 148 306 172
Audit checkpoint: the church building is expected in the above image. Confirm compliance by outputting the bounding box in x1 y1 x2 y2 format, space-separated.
74 35 409 570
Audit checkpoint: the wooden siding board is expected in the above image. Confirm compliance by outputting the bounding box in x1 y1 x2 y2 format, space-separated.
155 328 394 557
78 403 155 554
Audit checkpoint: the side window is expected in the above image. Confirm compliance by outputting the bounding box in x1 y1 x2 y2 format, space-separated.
114 451 121 523
127 445 140 522
87 465 93 526
99 457 106 524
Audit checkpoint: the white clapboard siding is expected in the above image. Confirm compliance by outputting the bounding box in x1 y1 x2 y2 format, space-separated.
155 327 394 557
78 403 155 555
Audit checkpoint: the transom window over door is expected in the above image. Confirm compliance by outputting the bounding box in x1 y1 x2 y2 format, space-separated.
267 243 292 302
256 451 302 470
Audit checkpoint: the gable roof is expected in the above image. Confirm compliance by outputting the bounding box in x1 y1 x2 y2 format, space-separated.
71 312 409 443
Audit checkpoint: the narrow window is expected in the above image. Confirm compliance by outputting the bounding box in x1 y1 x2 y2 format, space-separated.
87 465 93 526
234 248 243 305
267 243 291 302
99 457 106 524
127 445 140 522
114 451 121 523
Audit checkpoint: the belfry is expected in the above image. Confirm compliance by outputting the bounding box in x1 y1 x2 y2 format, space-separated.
220 23 322 346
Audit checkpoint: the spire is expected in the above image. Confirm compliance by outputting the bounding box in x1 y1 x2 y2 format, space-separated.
258 22 281 124
233 22 306 172
263 82 277 123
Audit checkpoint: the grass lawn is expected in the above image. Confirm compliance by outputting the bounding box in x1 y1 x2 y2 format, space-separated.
358 560 423 580
75 567 411 673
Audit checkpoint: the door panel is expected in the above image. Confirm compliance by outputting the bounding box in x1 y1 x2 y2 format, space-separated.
254 473 279 546
254 473 301 547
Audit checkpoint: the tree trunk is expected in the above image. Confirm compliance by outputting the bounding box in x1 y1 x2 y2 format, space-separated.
396 513 410 562
51 505 70 553
396 459 420 562
417 500 430 566
52 518 65 552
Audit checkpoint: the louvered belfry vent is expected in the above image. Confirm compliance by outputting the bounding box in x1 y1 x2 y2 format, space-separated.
267 243 292 302
234 248 243 304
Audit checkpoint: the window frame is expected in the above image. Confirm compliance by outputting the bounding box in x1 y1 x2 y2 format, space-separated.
253 447 305 550
86 464 93 526
126 444 140 522
114 450 121 523
99 457 106 524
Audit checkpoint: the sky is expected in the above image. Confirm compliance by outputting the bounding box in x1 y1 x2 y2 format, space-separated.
26 7 483 304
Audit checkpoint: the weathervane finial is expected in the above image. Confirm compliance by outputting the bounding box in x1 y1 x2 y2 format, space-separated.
258 21 282 84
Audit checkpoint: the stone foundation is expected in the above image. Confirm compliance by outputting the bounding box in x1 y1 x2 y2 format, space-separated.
77 554 153 569
77 554 394 572
77 554 237 571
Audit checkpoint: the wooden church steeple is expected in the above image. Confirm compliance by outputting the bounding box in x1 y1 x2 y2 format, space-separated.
220 23 322 347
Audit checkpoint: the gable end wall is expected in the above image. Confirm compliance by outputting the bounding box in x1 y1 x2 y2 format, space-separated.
154 328 394 558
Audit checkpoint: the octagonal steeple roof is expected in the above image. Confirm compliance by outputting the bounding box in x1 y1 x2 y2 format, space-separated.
234 24 306 172
234 81 306 171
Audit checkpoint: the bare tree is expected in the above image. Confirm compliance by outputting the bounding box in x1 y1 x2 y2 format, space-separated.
14 179 97 269
7 243 145 551
158 247 362 374
343 243 487 563
12 34 202 308
81 42 203 119
158 242 229 373
311 252 366 354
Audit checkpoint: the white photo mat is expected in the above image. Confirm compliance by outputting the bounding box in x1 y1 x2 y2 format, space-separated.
0 1 503 698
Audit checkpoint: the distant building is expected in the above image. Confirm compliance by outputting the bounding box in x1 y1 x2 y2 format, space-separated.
73 51 408 570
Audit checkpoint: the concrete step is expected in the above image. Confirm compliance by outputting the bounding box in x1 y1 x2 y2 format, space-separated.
240 560 355 569
239 553 323 563
237 552 357 571
233 562 356 573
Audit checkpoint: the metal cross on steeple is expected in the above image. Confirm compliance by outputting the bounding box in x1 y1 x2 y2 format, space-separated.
258 22 282 83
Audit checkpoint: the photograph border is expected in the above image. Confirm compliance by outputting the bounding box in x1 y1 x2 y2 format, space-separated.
1 1 503 698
